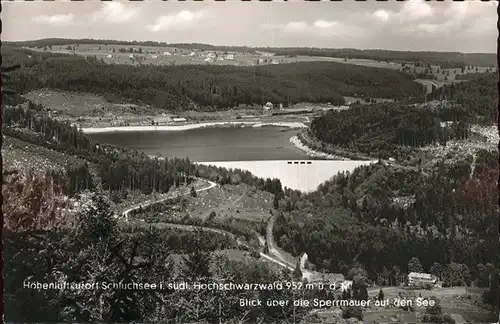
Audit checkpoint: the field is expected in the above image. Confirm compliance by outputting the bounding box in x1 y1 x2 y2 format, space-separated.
26 44 496 79
135 183 273 241
22 88 158 120
413 79 466 94
25 44 341 67
174 183 272 233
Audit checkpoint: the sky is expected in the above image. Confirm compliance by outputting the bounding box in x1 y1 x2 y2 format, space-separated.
2 0 498 53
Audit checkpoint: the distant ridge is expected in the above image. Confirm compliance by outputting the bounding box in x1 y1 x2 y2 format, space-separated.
3 38 496 54
6 38 495 68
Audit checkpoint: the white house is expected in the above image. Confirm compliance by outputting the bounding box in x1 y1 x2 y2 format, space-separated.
263 102 274 110
204 57 213 63
106 54 113 58
128 54 134 58
163 52 172 56
408 272 437 285
189 52 196 56
226 54 235 60
207 52 217 59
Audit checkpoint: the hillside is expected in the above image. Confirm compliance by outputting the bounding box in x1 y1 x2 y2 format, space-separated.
309 102 471 160
2 45 426 111
275 150 498 290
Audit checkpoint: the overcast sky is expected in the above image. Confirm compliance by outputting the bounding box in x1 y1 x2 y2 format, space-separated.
2 0 497 53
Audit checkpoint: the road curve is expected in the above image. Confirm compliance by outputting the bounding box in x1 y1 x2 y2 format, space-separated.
119 178 296 272
121 178 218 222
266 212 314 280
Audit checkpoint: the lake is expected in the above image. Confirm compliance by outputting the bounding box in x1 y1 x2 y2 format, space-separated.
87 126 375 191
87 126 309 161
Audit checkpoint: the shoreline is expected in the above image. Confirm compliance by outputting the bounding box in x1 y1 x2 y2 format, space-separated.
81 121 307 134
289 135 350 160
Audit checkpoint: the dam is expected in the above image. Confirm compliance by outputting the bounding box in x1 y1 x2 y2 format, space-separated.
196 160 376 192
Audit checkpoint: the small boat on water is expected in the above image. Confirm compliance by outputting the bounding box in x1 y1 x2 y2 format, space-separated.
276 146 284 149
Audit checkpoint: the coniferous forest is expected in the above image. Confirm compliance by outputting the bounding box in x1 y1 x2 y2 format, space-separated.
3 45 426 111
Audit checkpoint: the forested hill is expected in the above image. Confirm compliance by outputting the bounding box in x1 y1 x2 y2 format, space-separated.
6 38 496 67
275 149 498 299
261 48 496 69
309 102 470 158
3 46 425 111
5 39 255 53
427 72 498 124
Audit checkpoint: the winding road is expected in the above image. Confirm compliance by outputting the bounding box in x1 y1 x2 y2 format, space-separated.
119 178 297 273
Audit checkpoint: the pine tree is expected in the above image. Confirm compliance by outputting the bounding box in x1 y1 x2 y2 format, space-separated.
190 186 197 197
378 289 384 301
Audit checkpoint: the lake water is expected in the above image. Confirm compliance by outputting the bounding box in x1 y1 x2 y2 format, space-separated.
87 126 309 161
87 126 375 191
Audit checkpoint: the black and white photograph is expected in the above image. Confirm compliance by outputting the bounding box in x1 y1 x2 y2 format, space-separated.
2 1 499 323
